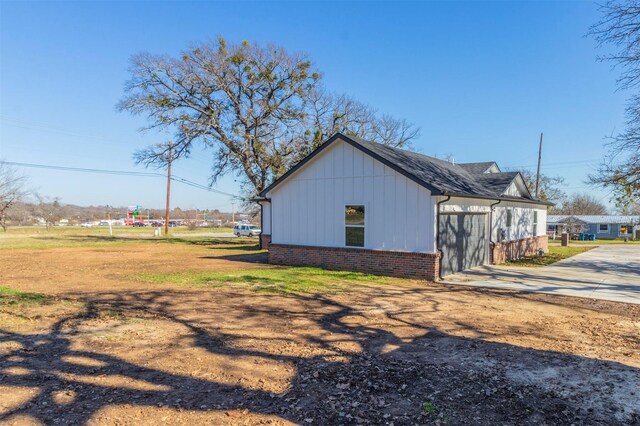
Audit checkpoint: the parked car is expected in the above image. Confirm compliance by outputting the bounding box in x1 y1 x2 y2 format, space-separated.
98 221 110 226
132 222 146 227
150 221 163 227
80 222 93 228
233 224 261 237
168 221 180 227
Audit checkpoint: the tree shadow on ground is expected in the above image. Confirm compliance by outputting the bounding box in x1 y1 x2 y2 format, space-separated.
202 252 268 263
1 288 638 425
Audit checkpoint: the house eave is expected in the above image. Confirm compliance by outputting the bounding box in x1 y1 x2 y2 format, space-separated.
259 133 446 197
440 192 554 206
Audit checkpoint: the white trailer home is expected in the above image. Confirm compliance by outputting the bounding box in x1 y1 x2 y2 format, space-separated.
258 133 551 280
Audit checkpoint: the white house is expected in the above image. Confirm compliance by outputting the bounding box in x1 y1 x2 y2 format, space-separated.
258 133 551 280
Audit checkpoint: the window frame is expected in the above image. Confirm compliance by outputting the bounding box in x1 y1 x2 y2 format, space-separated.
533 211 538 236
345 204 366 248
506 209 513 228
598 223 609 234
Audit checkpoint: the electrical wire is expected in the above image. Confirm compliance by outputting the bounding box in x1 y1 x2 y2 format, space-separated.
1 160 246 200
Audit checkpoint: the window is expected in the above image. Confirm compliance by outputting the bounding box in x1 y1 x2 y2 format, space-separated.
620 225 631 234
598 224 609 233
533 211 538 236
506 209 513 227
345 205 365 247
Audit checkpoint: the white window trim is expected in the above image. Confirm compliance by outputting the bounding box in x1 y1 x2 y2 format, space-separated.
345 203 366 248
598 223 609 233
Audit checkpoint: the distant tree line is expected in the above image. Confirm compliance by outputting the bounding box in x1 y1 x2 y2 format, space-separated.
1 199 243 229
519 169 608 215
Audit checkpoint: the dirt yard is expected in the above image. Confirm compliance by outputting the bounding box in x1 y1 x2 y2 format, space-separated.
0 236 639 425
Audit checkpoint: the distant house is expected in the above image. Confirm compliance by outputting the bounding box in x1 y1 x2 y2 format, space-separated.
547 215 640 240
258 133 552 280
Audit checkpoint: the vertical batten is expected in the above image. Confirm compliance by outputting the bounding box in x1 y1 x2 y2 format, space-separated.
267 138 435 252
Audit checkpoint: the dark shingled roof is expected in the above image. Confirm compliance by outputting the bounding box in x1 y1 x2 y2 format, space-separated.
457 162 499 175
346 135 497 197
260 133 550 205
475 172 520 195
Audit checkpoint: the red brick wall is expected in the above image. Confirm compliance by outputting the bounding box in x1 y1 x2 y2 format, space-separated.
260 234 271 250
491 235 548 264
268 244 440 280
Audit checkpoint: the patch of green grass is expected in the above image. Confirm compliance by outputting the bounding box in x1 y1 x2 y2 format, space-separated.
1 226 235 236
550 238 640 245
422 401 438 415
504 246 594 267
137 267 392 294
0 286 47 305
0 233 254 251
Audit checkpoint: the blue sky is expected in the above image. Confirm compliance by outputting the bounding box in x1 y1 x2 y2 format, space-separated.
0 0 627 211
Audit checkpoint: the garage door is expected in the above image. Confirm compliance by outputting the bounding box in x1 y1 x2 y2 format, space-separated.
438 213 488 277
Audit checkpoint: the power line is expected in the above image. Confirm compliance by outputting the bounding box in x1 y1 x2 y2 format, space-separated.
2 161 163 177
1 160 245 200
503 158 601 169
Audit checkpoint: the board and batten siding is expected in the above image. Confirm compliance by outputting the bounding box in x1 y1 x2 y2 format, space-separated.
265 139 437 252
493 203 547 241
439 197 547 242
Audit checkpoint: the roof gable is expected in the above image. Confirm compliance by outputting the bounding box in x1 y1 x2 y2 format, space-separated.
458 162 501 174
260 133 550 205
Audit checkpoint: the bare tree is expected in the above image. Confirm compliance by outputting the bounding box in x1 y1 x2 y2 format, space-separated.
35 194 63 230
0 162 27 231
295 89 419 157
120 38 321 197
589 1 640 203
120 38 420 197
618 198 640 214
560 193 608 215
518 169 567 208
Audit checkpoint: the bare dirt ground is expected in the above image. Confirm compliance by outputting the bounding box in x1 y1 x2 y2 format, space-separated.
1 240 639 425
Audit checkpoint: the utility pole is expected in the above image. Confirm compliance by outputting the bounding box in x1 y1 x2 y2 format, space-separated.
164 143 173 236
535 132 543 199
231 202 235 224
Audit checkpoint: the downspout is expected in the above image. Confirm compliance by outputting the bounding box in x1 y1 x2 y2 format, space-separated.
435 195 451 280
257 197 272 249
489 199 502 264
259 201 264 249
489 199 502 245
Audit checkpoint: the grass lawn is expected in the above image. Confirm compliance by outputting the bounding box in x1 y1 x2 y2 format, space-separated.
0 225 234 236
0 286 47 305
549 239 640 245
0 228 255 250
504 246 595 267
137 266 395 294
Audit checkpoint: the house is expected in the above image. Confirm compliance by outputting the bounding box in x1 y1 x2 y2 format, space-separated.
547 215 640 240
258 133 552 280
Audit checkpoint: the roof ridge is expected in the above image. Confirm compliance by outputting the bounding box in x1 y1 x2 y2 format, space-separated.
261 133 551 206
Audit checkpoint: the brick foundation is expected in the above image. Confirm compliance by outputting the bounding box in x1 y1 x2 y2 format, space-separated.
491 235 548 264
268 244 440 280
260 234 271 249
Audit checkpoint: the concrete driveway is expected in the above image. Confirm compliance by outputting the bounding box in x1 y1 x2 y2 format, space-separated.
443 245 640 304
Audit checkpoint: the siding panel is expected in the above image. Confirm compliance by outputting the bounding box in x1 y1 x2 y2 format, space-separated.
267 139 435 251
